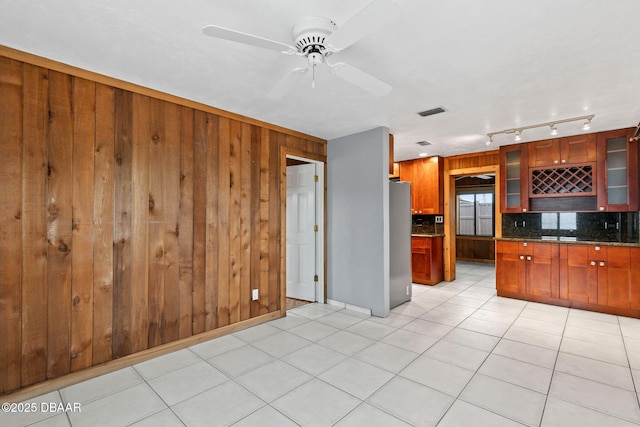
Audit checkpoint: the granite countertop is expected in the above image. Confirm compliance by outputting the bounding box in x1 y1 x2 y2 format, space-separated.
496 237 640 247
411 233 445 238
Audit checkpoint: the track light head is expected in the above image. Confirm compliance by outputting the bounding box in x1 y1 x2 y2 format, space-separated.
515 130 521 141
550 124 558 136
583 119 591 131
486 135 493 146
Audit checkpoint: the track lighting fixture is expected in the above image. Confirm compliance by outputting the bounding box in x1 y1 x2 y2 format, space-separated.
486 114 594 145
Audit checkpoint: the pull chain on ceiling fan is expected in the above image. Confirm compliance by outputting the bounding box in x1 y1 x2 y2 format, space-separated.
202 0 400 99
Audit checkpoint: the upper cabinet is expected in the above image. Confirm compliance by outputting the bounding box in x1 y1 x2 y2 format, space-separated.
528 134 596 167
399 156 444 214
499 128 638 213
596 128 639 212
500 144 529 213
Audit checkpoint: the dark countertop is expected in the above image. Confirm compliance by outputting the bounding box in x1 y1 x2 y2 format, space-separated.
496 237 640 247
411 233 445 238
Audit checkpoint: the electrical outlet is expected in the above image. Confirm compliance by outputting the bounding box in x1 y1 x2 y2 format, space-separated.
252 289 259 301
435 215 444 223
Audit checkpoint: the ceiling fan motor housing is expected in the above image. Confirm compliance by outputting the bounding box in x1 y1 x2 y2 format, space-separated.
292 16 336 59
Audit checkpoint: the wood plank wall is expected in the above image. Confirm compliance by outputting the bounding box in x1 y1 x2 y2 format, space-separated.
0 54 326 394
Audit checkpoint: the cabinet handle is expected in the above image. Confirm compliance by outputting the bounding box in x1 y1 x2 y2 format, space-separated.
520 255 524 260
561 159 566 164
522 208 527 212
523 242 527 247
595 246 600 251
527 256 532 261
600 261 605 267
599 207 605 211
590 261 596 266
554 160 559 164
523 221 526 227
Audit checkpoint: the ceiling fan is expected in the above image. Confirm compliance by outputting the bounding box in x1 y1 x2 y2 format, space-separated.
202 0 400 99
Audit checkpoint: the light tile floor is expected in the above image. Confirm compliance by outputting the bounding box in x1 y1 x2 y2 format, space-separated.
5 261 640 426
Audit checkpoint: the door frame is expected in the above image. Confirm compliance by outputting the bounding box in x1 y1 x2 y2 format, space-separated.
280 147 326 315
444 164 501 281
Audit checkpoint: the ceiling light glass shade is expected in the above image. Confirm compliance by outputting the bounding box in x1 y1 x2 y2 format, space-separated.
550 125 558 135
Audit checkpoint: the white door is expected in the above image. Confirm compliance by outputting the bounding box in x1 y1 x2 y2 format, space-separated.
286 163 317 301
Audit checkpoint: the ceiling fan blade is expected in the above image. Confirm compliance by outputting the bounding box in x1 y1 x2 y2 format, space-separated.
202 25 296 54
325 0 401 51
330 62 392 97
267 67 308 99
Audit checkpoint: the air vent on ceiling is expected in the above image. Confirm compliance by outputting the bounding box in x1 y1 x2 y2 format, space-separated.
415 141 431 146
417 107 446 117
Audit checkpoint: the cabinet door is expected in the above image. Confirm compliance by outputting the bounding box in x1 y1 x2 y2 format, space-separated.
399 160 417 213
562 245 596 304
596 128 638 212
415 156 443 214
496 241 524 294
411 237 430 282
528 139 560 167
631 248 640 310
500 145 529 213
526 243 559 298
598 247 631 309
561 134 596 164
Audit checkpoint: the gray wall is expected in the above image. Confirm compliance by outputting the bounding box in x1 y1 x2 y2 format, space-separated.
327 127 390 317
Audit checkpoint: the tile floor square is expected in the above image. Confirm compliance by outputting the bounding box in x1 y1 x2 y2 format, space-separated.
272 379 361 427
319 358 394 399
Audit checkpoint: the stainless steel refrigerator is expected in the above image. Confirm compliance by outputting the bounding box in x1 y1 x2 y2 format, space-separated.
389 181 412 309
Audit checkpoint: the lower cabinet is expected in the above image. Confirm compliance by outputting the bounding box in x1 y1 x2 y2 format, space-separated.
412 236 443 286
497 240 638 317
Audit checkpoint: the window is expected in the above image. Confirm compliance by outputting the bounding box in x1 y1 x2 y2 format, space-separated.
457 192 494 236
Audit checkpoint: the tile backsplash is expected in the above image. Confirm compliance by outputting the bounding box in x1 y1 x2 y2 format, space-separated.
502 212 639 243
412 214 445 235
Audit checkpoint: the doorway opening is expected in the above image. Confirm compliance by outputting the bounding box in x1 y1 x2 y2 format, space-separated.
454 174 496 264
284 154 325 311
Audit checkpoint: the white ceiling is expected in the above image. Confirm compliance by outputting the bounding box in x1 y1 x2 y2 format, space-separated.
2 0 639 161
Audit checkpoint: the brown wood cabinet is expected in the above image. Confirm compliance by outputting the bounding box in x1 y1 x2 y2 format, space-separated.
596 128 639 212
499 128 638 213
499 144 529 213
411 236 443 285
528 134 596 167
497 239 639 317
399 156 444 214
496 241 558 298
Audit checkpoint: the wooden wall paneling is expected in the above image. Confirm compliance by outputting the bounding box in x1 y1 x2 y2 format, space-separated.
92 83 115 365
0 57 23 393
273 132 284 312
259 129 271 314
70 77 96 372
112 89 133 358
240 123 253 321
162 101 181 344
217 117 231 327
178 106 194 339
130 93 150 353
21 64 49 387
46 70 74 378
204 113 219 331
228 119 242 325
250 126 262 317
147 97 166 348
191 110 207 335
